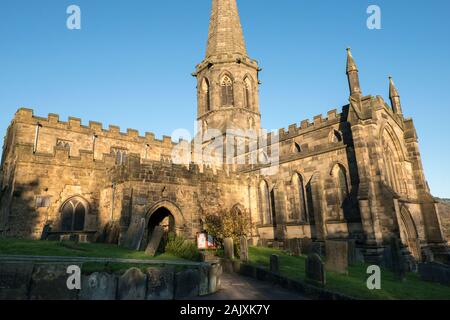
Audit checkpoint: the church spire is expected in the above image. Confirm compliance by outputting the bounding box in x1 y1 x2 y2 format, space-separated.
346 48 362 97
205 0 247 58
389 76 403 116
194 0 261 137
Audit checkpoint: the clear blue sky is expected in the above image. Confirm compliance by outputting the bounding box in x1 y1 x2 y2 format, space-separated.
0 0 449 198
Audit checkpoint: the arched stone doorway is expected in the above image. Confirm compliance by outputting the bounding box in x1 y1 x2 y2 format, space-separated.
143 201 185 249
148 207 175 235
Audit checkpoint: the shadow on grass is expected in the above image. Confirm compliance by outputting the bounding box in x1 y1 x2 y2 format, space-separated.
248 246 450 300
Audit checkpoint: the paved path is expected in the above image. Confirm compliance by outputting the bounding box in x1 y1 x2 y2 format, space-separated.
194 272 308 300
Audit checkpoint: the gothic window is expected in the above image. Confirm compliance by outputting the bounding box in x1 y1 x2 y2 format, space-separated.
259 180 272 225
306 181 314 220
61 197 87 232
384 145 399 192
293 142 301 153
292 173 307 222
243 77 252 109
220 75 234 107
332 164 350 219
111 148 127 165
306 173 321 224
56 139 71 150
202 78 211 112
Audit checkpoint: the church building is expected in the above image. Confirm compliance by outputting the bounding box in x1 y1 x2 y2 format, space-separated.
1 0 448 264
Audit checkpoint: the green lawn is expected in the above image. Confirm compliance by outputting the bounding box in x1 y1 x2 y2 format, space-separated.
0 238 180 261
0 238 194 274
248 246 450 300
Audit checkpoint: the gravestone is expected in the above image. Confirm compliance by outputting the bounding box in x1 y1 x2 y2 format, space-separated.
224 238 234 260
103 221 120 244
117 268 147 300
0 263 34 300
174 269 200 299
146 267 175 300
390 237 406 281
347 240 357 265
300 237 313 255
311 241 324 256
59 234 71 242
29 264 80 300
145 226 164 256
240 236 249 262
80 272 118 300
355 247 365 264
122 218 146 251
78 234 89 243
209 263 223 294
422 247 435 263
270 254 279 274
325 240 349 275
419 262 450 286
305 253 326 286
289 238 301 256
40 224 51 241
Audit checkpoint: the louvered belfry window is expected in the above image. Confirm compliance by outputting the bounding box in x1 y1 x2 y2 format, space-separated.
220 76 234 107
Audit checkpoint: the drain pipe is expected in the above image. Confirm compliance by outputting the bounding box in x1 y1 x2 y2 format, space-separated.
111 183 116 222
33 123 42 154
92 134 98 160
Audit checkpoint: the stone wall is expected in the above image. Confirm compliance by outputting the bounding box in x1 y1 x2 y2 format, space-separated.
0 262 222 300
437 201 450 243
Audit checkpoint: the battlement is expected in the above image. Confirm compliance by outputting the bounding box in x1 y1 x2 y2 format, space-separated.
275 108 344 140
13 108 177 148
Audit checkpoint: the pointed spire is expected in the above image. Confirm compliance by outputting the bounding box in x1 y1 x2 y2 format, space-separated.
389 76 400 98
346 48 358 74
389 76 403 115
346 48 362 97
205 0 247 58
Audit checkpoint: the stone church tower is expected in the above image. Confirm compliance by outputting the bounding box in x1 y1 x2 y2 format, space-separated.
0 0 449 266
194 0 261 135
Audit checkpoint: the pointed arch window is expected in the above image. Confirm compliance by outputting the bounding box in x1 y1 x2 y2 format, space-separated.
111 148 127 166
243 77 252 109
259 181 272 225
292 173 307 222
383 145 400 193
202 78 211 112
332 164 350 220
61 197 87 231
306 180 315 221
56 139 71 150
220 75 234 107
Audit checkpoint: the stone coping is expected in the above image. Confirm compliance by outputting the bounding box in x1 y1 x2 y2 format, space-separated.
0 255 207 267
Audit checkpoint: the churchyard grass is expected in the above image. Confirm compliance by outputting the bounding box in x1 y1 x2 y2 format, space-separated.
0 238 181 261
248 246 450 300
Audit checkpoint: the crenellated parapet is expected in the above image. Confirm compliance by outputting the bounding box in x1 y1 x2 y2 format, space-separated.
13 108 177 148
270 108 345 142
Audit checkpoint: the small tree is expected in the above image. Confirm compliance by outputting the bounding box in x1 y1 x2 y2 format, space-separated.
204 207 251 255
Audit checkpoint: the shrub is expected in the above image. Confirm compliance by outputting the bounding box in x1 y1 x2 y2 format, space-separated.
165 233 201 262
204 207 251 257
